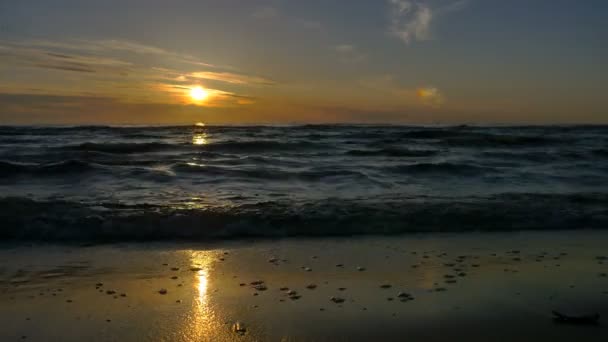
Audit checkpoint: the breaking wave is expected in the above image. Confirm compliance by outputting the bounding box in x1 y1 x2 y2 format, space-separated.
0 193 606 242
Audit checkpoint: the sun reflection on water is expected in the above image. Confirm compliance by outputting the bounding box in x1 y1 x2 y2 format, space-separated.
192 132 208 145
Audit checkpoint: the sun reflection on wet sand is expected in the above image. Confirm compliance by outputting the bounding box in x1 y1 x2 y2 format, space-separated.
180 250 223 340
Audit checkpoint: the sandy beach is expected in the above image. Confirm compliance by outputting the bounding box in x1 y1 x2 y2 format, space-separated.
1 230 607 341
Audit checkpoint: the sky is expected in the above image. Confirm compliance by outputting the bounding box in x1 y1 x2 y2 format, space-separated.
0 0 607 125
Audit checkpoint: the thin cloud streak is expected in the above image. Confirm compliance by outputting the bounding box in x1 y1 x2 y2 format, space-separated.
189 71 275 86
0 38 268 107
334 44 367 63
252 6 324 31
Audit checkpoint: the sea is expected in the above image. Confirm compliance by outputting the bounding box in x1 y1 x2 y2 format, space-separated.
0 124 606 241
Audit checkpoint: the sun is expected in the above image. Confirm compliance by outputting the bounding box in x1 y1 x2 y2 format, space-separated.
190 86 209 101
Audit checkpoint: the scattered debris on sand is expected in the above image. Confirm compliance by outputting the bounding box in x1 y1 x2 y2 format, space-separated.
330 296 345 304
397 292 414 301
232 321 247 335
252 283 267 291
552 311 600 325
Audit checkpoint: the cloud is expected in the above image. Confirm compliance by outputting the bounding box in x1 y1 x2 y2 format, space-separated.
335 44 355 53
388 0 432 44
0 44 133 75
252 6 280 19
417 86 445 107
388 0 469 45
252 6 323 32
0 38 268 108
188 71 275 86
9 39 219 68
296 19 323 30
438 0 471 14
148 82 257 107
334 44 367 63
359 74 445 107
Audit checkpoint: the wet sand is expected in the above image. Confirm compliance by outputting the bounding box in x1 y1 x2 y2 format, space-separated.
1 231 608 341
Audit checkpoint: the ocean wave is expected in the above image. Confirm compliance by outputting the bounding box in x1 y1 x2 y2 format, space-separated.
441 133 557 147
346 148 438 157
1 193 606 242
386 162 495 176
386 128 559 147
0 160 103 177
59 142 179 154
480 151 557 162
592 149 608 157
171 162 369 181
204 140 327 153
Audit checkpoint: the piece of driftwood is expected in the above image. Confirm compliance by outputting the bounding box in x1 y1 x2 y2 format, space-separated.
552 310 600 325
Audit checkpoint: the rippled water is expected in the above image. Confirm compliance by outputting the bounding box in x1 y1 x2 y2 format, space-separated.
1 125 607 240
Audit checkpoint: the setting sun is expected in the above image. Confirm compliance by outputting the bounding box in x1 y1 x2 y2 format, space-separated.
190 86 209 101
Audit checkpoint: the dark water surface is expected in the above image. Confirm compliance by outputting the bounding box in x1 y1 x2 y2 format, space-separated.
0 125 607 240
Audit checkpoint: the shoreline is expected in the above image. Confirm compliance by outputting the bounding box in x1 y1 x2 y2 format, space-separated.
1 230 607 341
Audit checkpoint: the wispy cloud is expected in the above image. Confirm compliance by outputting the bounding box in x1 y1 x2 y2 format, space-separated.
334 44 367 63
335 44 355 53
296 19 324 30
417 86 445 107
252 6 280 19
388 0 469 45
388 0 432 44
10 39 219 68
252 6 323 31
0 38 268 107
359 74 446 108
0 44 133 75
154 83 256 107
188 71 275 86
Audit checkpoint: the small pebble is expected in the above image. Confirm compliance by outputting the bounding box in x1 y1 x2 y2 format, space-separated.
233 321 247 335
330 296 345 303
252 284 267 291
